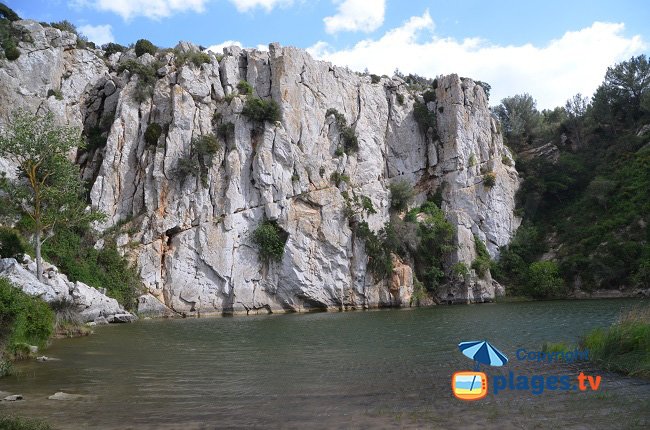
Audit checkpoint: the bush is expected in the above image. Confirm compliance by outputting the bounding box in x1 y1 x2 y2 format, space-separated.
102 42 126 57
177 134 220 187
396 93 405 105
50 20 77 34
325 108 358 154
42 228 141 309
0 226 28 260
46 89 63 100
242 97 281 123
370 74 380 84
389 180 414 211
174 50 211 68
0 415 52 430
330 171 350 186
483 172 496 187
144 122 162 147
471 236 491 278
252 220 288 263
413 101 437 135
117 60 159 102
581 306 650 378
0 278 54 356
422 90 436 103
134 38 157 57
237 80 253 95
525 260 564 298
4 43 19 61
0 3 20 21
356 221 394 280
216 121 235 139
414 200 455 292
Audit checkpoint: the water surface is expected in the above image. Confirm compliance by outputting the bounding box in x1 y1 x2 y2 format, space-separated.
1 299 649 429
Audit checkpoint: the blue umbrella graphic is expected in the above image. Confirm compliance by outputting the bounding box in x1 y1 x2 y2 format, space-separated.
458 340 508 391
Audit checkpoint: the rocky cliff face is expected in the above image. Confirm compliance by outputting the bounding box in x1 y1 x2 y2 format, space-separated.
0 20 520 315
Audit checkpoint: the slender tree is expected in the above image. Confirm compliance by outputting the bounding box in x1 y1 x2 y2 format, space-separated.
0 110 103 281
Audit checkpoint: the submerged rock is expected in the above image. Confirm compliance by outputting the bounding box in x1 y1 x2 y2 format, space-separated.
3 394 23 401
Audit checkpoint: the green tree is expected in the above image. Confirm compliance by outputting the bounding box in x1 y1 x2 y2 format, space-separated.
0 3 20 21
493 93 541 149
134 38 157 57
389 180 414 211
565 93 589 145
0 110 103 282
526 261 564 299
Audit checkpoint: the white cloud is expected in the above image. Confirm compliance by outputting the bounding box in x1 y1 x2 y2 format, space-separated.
206 40 269 53
71 0 209 20
324 0 385 34
227 0 294 13
206 40 243 53
309 11 646 109
78 24 114 45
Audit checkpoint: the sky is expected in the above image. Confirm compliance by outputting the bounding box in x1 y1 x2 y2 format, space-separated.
6 0 650 109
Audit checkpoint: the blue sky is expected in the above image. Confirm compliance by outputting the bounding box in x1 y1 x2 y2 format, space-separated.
6 0 650 108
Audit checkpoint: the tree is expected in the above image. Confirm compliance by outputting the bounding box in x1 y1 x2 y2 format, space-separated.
591 55 650 127
493 93 541 149
0 110 103 282
565 93 589 145
134 39 157 57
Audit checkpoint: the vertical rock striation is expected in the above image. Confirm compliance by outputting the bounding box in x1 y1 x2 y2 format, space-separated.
0 21 520 315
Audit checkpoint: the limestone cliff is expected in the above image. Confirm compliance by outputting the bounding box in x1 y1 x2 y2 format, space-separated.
0 20 520 315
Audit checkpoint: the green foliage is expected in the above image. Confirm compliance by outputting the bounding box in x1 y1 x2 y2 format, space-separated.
176 134 220 187
330 171 350 187
475 81 491 100
525 260 564 299
0 110 104 281
325 108 358 154
0 226 28 260
174 50 211 68
413 101 437 135
492 223 546 290
252 220 288 263
468 154 477 167
117 59 159 102
216 121 235 139
242 96 281 123
581 307 650 378
451 262 469 277
42 228 141 309
414 200 455 292
483 171 496 188
422 90 436 103
237 80 253 95
0 3 20 21
0 278 54 356
102 42 126 57
389 180 414 211
493 93 541 150
370 74 380 84
46 89 63 100
358 221 394 279
471 236 491 278
50 20 77 34
396 93 405 105
4 42 18 60
144 122 162 147
410 278 427 306
134 38 157 57
0 415 52 430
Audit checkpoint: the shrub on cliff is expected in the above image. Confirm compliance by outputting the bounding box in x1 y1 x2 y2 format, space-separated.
117 60 159 102
242 97 281 123
102 42 126 57
176 134 220 187
0 3 20 21
325 108 358 154
471 236 491 279
237 80 253 95
252 220 288 263
413 101 437 135
389 180 414 211
0 226 29 261
144 122 162 147
174 50 211 68
134 39 157 57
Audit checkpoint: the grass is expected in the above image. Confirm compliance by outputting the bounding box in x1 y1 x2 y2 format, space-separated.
581 306 650 378
0 416 52 430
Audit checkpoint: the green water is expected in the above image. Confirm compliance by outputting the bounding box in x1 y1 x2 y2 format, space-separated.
1 299 649 429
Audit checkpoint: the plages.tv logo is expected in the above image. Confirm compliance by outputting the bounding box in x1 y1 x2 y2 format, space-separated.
452 340 508 401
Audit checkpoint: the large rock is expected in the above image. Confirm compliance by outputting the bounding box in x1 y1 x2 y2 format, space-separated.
0 22 521 313
0 257 136 323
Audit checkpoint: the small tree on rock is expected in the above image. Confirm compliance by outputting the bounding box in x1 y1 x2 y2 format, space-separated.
0 110 104 281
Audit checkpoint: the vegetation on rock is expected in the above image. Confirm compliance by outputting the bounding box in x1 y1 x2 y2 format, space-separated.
252 220 288 263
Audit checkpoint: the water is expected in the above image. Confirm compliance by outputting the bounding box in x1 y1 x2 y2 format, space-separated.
1 299 649 429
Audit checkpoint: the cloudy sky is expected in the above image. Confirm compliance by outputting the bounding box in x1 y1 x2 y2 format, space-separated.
8 0 649 109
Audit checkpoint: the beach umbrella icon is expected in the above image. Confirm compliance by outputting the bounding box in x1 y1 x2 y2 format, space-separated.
458 340 508 371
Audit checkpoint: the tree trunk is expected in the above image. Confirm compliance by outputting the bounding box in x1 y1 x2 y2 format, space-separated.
35 229 43 282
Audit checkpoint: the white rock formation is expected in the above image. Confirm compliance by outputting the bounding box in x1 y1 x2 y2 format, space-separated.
0 257 136 323
0 21 520 315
